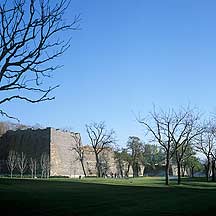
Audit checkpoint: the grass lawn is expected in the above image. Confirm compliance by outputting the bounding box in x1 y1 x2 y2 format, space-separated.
1 177 216 216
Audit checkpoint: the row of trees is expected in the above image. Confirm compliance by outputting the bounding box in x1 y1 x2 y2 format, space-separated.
78 107 214 185
70 118 204 183
3 108 215 185
115 136 203 178
7 150 50 178
137 107 216 185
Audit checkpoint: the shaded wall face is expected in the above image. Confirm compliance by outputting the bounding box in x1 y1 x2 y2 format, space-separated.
0 128 50 173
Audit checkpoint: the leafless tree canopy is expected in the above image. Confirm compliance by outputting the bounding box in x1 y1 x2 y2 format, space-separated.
86 122 115 155
0 0 80 119
138 106 202 185
86 122 115 177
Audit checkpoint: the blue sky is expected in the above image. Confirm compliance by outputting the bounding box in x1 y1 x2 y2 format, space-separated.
2 0 216 147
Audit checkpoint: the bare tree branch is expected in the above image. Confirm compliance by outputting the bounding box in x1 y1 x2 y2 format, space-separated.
0 0 80 118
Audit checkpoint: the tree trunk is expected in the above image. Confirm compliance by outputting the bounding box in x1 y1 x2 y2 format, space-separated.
80 159 87 177
181 164 186 177
10 170 13 178
34 162 37 178
212 160 215 182
95 154 101 177
118 160 123 178
205 160 210 182
165 156 170 185
177 161 181 185
191 166 194 178
142 165 145 177
125 163 131 177
132 163 138 178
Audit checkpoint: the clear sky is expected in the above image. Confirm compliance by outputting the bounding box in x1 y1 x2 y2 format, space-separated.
2 0 216 147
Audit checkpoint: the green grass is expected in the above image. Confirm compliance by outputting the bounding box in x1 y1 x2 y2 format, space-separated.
1 177 216 216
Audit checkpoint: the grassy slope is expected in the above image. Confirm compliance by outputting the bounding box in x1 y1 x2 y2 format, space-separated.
1 177 216 216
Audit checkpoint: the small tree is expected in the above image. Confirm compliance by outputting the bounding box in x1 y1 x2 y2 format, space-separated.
141 144 165 176
40 153 50 178
29 157 37 178
114 149 125 178
127 136 144 177
70 132 86 177
6 150 17 178
183 155 202 178
17 152 27 178
121 149 132 177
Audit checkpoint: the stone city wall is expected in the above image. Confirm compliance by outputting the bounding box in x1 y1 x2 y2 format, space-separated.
0 127 119 177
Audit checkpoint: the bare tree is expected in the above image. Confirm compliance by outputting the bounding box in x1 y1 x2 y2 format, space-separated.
17 152 27 178
6 150 17 178
138 106 201 185
70 132 86 177
195 129 213 181
29 157 37 178
40 153 50 178
86 122 115 177
195 123 216 181
138 108 176 185
0 0 80 119
171 110 202 184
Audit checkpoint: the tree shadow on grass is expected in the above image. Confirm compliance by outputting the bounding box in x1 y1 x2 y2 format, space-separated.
1 178 216 216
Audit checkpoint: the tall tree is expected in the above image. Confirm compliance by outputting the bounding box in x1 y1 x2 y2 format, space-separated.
195 125 215 182
138 108 176 185
0 0 80 119
138 106 201 185
86 122 115 177
171 110 202 184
